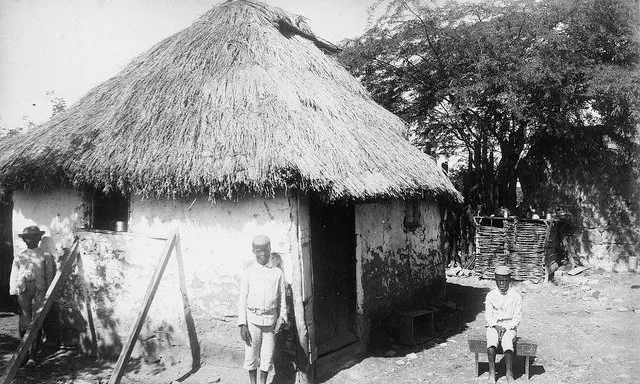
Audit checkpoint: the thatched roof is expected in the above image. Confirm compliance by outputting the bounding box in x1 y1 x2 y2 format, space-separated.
0 0 460 203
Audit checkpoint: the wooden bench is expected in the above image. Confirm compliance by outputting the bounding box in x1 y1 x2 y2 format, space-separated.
468 335 537 381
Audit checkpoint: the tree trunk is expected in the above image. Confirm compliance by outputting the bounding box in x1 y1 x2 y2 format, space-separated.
496 143 520 210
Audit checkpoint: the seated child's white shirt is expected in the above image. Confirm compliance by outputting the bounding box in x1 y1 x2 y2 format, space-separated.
485 287 522 330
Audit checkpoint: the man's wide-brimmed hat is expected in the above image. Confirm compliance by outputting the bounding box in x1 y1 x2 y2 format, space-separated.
18 225 45 238
494 266 511 276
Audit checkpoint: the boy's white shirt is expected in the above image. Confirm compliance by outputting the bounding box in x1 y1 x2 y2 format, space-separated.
238 262 287 327
485 286 522 330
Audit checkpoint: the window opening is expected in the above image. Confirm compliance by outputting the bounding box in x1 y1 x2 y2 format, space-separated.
403 199 421 231
92 189 130 231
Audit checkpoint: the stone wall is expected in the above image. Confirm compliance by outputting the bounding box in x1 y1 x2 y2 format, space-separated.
565 191 639 271
577 224 638 270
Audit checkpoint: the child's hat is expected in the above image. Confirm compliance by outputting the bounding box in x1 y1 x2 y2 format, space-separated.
252 235 270 246
18 226 45 238
494 266 511 276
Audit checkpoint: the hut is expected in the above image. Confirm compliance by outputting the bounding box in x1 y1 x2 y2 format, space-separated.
0 0 460 379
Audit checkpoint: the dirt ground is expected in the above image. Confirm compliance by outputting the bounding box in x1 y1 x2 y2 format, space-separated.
1 267 639 384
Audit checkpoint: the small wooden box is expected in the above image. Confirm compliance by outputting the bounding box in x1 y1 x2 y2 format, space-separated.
394 309 435 345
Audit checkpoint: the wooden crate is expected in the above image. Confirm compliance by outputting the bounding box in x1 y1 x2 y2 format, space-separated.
394 309 434 345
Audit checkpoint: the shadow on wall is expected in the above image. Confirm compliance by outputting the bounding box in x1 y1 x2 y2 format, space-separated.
519 129 639 269
540 203 639 270
271 280 301 384
362 246 446 344
55 233 200 374
56 247 122 358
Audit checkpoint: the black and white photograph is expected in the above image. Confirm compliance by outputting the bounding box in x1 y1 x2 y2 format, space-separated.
0 0 638 383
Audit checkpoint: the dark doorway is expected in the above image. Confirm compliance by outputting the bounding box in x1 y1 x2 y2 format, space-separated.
0 190 14 311
310 197 358 356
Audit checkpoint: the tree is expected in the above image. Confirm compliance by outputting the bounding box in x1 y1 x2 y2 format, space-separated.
0 116 35 139
340 0 640 216
0 92 66 138
46 90 67 117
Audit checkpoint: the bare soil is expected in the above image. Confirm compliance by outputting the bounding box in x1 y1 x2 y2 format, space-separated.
1 268 639 384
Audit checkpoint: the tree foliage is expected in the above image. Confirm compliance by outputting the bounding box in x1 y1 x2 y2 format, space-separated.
340 0 640 223
0 91 66 138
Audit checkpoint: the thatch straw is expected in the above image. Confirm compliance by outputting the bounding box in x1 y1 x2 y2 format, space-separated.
0 0 461 203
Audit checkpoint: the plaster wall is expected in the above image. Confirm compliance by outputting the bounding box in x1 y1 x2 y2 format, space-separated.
355 200 444 328
123 194 297 359
13 189 299 365
12 188 87 257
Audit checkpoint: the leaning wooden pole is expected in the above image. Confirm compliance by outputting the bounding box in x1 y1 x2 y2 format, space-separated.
0 238 80 384
175 235 200 370
108 229 178 384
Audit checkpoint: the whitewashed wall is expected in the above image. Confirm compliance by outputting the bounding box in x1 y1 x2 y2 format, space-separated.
355 199 444 325
129 194 297 285
12 188 87 257
122 194 297 359
12 189 299 364
12 189 447 364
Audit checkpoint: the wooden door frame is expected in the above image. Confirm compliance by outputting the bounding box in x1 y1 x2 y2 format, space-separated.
292 194 366 382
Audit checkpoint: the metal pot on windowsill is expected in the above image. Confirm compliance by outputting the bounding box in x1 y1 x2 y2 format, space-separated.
115 221 127 232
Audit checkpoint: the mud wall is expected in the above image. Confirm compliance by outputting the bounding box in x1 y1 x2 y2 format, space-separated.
355 199 444 330
12 189 300 367
12 188 88 256
119 194 298 364
11 189 91 347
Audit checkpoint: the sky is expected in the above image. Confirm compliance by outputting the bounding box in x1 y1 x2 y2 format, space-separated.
0 0 379 129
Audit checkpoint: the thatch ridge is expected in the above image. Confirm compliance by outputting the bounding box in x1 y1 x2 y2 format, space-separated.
0 0 461 203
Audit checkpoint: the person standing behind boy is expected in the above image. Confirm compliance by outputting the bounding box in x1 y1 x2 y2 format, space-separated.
238 235 288 384
9 226 55 365
485 266 522 383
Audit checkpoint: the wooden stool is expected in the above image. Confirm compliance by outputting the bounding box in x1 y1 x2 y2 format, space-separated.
468 335 537 381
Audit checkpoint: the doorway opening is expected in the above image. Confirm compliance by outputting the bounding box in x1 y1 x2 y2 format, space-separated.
310 197 358 356
0 191 14 310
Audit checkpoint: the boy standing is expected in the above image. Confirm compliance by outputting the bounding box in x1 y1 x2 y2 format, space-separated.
9 226 55 364
238 235 288 384
485 266 522 383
